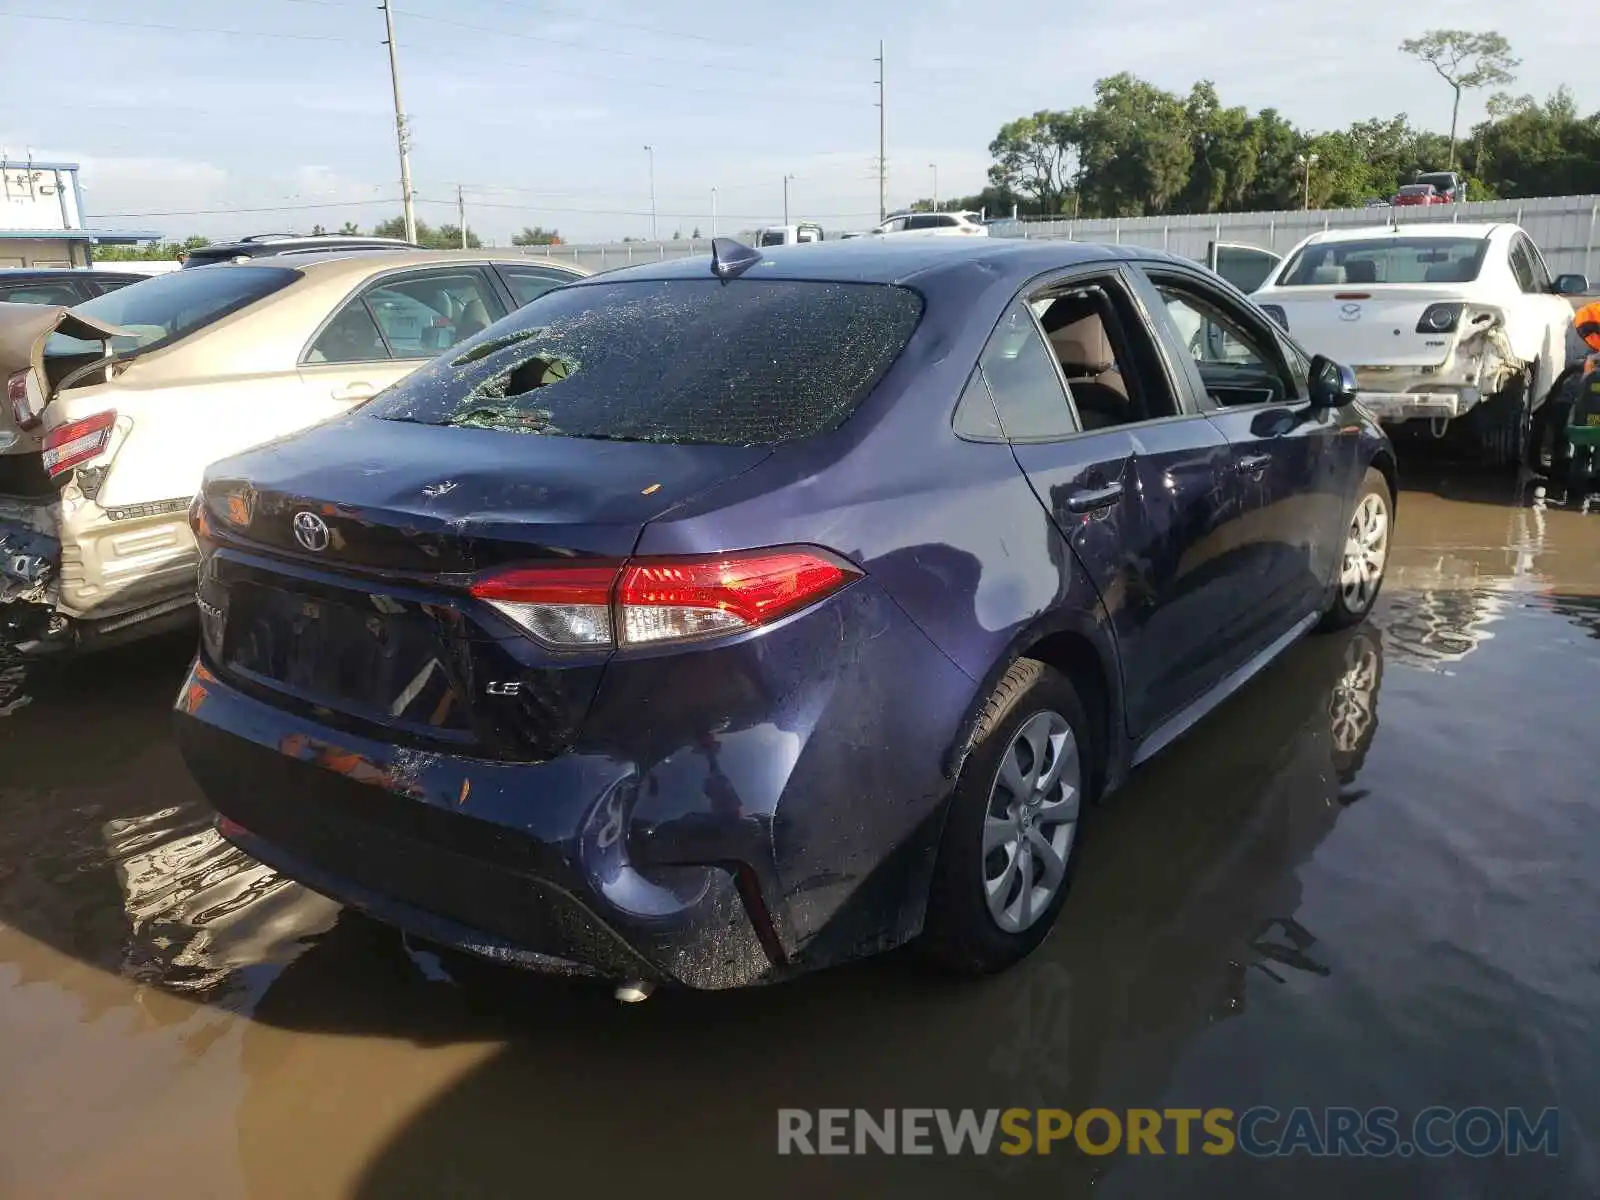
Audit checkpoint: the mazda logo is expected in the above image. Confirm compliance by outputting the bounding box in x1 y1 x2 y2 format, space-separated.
292 511 331 552
1338 303 1362 322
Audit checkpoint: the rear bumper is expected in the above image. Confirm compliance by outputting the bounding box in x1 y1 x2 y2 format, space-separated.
172 579 974 988
175 667 779 988
0 492 198 651
1354 387 1482 423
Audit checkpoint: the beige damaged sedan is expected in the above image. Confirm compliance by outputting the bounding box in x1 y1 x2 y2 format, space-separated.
0 249 587 654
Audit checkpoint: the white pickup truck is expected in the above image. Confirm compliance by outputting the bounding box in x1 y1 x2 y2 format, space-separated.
1249 223 1590 465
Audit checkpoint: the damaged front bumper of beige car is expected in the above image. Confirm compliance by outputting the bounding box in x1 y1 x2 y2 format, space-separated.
0 303 198 656
1351 317 1526 426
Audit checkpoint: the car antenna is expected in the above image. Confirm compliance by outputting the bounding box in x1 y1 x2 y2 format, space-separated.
710 237 761 280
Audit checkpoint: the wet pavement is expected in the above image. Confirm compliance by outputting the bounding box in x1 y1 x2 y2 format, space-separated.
1 466 1598 1199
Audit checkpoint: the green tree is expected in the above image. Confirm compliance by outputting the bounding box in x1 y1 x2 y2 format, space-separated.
987 110 1079 215
339 221 361 235
371 216 480 249
511 225 561 246
1400 29 1519 170
310 223 328 236
1179 82 1259 212
1075 74 1193 216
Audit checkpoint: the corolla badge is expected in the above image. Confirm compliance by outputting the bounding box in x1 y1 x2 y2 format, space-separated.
292 510 331 552
1339 303 1362 322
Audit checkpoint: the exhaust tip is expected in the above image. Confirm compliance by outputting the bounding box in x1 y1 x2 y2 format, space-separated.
614 980 655 1004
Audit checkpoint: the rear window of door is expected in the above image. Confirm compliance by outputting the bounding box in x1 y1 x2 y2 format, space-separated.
905 214 958 231
365 278 925 445
306 268 507 364
0 279 85 305
496 264 578 308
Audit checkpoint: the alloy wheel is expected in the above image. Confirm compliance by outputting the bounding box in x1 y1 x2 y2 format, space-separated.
983 710 1080 934
1340 492 1389 614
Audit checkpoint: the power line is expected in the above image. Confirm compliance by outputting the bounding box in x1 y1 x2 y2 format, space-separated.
0 10 359 43
395 9 796 78
87 199 394 218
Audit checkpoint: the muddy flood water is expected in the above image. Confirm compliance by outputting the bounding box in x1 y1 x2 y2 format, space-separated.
2 467 1597 1199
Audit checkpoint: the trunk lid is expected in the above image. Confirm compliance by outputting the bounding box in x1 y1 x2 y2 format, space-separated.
198 415 772 758
1263 285 1479 368
0 303 127 496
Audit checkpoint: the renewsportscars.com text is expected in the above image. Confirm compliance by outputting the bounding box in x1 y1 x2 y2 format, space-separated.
776 1106 1559 1158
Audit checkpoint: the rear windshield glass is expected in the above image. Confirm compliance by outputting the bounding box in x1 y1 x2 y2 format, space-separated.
366 278 925 446
757 230 788 246
1396 185 1435 196
44 264 298 358
1275 237 1489 286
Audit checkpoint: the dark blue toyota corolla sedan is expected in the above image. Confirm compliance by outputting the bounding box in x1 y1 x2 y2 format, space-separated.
173 237 1395 994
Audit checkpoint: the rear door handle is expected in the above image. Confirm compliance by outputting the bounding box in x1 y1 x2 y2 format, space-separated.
333 382 376 401
1066 481 1125 513
1236 453 1272 475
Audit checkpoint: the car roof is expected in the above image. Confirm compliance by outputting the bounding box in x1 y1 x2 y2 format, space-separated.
1301 222 1506 245
184 248 591 283
0 266 145 276
565 237 1161 289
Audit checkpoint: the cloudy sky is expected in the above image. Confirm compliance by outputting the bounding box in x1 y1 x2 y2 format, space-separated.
1 0 1590 244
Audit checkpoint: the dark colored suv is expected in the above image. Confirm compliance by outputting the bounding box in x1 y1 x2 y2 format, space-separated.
173 237 1396 994
182 234 422 268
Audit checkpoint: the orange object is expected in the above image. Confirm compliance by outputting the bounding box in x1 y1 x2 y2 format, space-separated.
1576 300 1600 354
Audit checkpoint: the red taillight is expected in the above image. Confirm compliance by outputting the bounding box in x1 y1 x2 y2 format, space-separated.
41 410 117 478
8 370 41 431
469 548 860 649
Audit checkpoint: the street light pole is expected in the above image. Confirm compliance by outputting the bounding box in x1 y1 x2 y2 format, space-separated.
1296 152 1319 211
379 0 416 243
644 144 656 240
711 187 717 238
783 174 794 226
929 163 938 211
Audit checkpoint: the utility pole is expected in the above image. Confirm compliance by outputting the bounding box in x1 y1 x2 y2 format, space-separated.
783 174 794 226
711 187 718 238
1295 152 1319 211
380 0 416 244
929 163 938 211
644 144 656 241
456 184 467 248
874 40 886 223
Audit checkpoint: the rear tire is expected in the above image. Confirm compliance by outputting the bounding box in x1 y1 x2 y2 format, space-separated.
1318 467 1392 631
1477 370 1531 470
919 659 1094 975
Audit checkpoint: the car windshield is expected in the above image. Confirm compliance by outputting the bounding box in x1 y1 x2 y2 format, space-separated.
366 278 925 446
1275 237 1489 286
43 265 298 359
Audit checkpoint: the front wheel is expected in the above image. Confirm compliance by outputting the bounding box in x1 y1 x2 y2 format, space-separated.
1319 467 1392 631
919 659 1094 975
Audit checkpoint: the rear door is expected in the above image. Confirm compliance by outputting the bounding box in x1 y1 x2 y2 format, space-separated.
1208 243 1282 295
981 266 1249 738
299 265 509 409
1134 264 1350 650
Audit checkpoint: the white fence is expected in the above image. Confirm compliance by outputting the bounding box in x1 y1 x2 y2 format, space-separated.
517 195 1600 279
984 195 1600 278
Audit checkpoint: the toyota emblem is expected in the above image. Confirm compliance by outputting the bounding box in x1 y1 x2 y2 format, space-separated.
292 511 331 552
1338 303 1362 322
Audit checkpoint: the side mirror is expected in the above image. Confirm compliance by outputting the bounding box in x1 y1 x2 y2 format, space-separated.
1553 273 1591 296
1308 354 1358 410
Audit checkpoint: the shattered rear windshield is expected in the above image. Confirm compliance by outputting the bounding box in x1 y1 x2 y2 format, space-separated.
365 278 925 445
